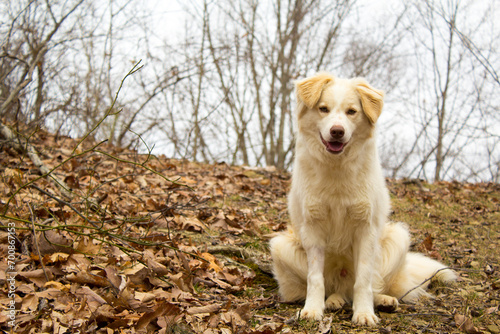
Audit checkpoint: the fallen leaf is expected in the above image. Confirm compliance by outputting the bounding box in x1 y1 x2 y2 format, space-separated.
484 306 498 315
44 281 69 291
200 252 222 272
487 324 500 334
37 230 73 255
454 314 481 334
104 266 125 290
179 216 207 232
317 315 333 334
18 269 53 287
187 303 222 315
76 286 106 312
44 252 70 264
156 303 183 329
66 270 110 287
421 234 433 251
144 249 170 276
136 301 181 330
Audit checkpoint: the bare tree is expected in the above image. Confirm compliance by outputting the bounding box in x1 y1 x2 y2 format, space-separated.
178 0 356 169
0 0 187 154
0 0 85 123
381 0 499 182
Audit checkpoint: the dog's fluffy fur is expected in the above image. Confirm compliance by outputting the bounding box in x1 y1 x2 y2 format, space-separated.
269 73 456 326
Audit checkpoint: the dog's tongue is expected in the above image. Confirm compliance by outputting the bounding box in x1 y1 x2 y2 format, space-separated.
327 141 344 152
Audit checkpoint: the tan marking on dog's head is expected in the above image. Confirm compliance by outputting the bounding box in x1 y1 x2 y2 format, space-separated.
353 79 384 125
295 73 335 109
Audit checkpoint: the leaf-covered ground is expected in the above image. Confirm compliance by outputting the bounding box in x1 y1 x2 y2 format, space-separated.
0 126 499 334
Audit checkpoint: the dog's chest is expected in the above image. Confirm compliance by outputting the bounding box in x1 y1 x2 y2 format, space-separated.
304 195 369 254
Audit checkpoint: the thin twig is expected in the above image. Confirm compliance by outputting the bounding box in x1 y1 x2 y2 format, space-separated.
0 122 73 199
398 267 455 303
71 61 144 156
31 184 101 228
95 149 188 188
28 204 50 282
2 199 208 263
2 139 107 215
398 313 453 318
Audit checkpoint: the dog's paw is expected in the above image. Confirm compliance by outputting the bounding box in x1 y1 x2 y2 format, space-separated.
298 307 323 321
375 294 398 313
352 312 379 326
325 293 345 310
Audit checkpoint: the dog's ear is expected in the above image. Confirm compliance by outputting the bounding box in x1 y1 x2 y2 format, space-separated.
355 79 384 124
295 73 334 109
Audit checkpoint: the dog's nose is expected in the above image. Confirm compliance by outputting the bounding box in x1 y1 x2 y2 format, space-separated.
330 126 345 139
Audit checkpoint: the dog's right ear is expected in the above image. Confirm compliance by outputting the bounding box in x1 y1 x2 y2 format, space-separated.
295 73 334 109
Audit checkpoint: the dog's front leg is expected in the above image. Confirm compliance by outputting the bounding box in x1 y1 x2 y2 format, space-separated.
300 245 325 320
352 227 379 326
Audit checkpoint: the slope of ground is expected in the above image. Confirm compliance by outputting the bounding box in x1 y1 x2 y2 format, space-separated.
0 124 499 334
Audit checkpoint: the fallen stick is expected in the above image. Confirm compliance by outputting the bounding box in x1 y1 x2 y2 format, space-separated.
0 122 73 199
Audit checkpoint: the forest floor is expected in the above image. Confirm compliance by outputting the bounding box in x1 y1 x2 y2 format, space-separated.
0 124 499 334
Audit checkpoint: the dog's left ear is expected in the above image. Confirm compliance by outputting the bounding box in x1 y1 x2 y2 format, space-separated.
295 73 334 109
354 79 384 124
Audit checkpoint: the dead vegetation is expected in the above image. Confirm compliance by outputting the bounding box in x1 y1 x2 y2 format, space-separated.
0 122 499 333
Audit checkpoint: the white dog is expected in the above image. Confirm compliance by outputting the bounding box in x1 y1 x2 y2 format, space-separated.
270 73 456 326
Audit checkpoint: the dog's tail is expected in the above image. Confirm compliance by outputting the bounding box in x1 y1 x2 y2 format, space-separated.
391 252 457 302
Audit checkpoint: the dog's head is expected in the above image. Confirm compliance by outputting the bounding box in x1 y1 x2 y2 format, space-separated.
295 73 384 155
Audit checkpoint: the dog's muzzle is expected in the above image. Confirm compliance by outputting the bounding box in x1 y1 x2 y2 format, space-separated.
320 132 348 154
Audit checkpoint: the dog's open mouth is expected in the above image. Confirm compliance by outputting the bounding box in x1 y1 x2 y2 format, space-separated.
320 134 347 154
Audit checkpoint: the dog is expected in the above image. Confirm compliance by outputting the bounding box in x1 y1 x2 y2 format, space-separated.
269 73 456 326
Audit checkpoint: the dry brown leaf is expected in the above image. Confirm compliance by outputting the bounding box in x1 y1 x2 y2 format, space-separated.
222 270 242 286
179 216 207 232
212 219 243 234
74 237 104 254
64 174 80 189
220 309 247 332
119 289 156 311
18 269 54 287
454 314 481 334
104 265 125 290
170 287 194 303
134 291 156 304
170 272 193 293
65 253 92 270
421 234 434 252
37 287 67 300
44 252 70 264
122 262 149 285
317 315 333 334
37 230 73 255
200 252 223 272
44 280 70 291
187 303 222 315
66 270 110 287
76 286 106 312
233 303 253 322
52 295 75 312
95 304 120 320
156 303 183 329
77 286 107 304
136 303 167 330
144 249 170 276
210 277 233 290
20 294 38 312
484 306 498 315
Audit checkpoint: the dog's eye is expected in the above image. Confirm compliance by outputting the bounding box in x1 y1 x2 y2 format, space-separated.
347 109 357 115
319 106 329 113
